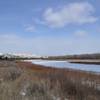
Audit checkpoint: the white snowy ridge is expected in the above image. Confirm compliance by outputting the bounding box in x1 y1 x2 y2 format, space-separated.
0 53 42 58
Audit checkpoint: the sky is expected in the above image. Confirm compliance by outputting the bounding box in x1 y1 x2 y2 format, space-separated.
0 0 100 56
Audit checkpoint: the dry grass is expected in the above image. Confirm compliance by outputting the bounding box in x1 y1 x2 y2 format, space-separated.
0 60 100 100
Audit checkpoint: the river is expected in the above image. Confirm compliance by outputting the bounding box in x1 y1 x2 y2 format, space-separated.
25 60 100 73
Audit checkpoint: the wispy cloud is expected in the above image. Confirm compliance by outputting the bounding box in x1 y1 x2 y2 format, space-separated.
33 18 45 25
0 33 100 55
43 2 97 28
74 30 88 36
25 24 35 32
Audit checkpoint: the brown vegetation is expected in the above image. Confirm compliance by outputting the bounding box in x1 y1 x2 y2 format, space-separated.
0 60 100 100
67 59 100 64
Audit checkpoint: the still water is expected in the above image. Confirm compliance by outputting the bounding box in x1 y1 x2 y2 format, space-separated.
26 60 100 73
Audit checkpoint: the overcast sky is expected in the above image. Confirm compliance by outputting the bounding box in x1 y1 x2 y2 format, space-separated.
0 0 100 56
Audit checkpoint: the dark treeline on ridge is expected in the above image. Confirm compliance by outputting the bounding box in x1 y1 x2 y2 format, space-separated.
45 53 100 60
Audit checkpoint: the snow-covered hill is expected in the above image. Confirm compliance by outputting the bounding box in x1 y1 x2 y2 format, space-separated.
0 53 42 59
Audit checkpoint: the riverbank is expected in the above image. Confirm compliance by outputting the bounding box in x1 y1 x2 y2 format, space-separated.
67 59 100 64
0 60 100 100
